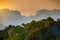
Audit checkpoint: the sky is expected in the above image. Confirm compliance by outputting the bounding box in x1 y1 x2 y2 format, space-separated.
0 0 60 16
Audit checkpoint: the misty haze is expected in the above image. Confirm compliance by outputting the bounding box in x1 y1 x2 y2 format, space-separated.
0 9 60 40
0 9 60 29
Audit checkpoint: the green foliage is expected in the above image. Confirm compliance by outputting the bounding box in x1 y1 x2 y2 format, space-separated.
7 25 25 40
56 34 60 40
0 17 60 40
0 31 4 40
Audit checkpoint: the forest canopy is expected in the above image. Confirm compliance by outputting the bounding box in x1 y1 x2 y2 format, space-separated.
0 17 60 40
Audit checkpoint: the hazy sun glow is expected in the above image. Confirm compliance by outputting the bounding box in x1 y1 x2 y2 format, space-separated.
0 0 60 16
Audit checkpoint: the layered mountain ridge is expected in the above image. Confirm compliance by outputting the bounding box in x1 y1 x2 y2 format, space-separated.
0 9 60 29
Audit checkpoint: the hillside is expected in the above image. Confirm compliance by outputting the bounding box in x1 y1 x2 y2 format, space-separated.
0 17 60 40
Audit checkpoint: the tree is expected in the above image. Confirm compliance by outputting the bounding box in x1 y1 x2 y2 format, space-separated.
8 25 25 40
56 34 60 40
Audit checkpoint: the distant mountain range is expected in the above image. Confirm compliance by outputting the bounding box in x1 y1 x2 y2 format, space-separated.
0 9 60 29
0 24 4 30
33 9 60 20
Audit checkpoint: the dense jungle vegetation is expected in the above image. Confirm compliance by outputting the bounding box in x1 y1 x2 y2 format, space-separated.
0 17 60 40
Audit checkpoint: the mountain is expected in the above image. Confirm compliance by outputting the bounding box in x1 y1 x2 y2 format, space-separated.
0 9 23 26
0 24 4 30
0 9 60 30
33 9 60 20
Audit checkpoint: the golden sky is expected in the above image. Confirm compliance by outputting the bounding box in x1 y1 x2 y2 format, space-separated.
0 0 60 16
